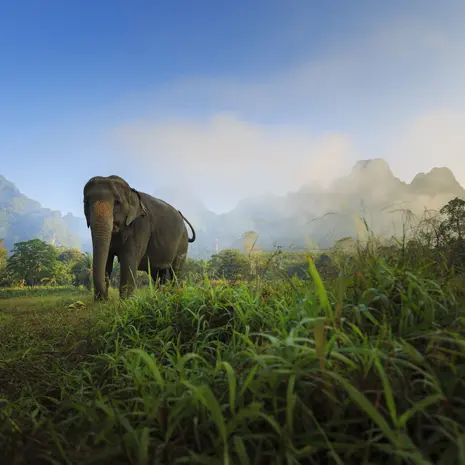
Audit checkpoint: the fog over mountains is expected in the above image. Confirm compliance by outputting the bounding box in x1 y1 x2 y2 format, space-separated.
1 158 464 258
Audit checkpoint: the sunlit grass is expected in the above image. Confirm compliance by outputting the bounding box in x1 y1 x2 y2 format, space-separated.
0 245 464 464
0 285 87 299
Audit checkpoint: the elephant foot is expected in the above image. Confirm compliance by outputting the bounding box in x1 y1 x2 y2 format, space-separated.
94 292 108 302
119 286 136 300
120 294 139 302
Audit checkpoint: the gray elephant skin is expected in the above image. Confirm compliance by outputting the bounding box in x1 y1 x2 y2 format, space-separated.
83 175 196 301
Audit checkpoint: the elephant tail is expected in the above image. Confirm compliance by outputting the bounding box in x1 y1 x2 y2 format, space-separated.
178 210 196 243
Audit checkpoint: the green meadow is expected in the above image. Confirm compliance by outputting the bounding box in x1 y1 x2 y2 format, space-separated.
1 227 465 465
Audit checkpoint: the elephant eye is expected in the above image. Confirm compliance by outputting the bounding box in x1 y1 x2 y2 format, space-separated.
114 199 121 207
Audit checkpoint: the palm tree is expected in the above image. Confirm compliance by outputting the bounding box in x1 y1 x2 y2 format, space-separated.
72 252 93 290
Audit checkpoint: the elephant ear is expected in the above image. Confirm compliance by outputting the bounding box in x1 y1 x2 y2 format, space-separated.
126 188 147 226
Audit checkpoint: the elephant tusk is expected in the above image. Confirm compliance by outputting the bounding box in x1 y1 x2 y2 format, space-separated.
141 201 148 214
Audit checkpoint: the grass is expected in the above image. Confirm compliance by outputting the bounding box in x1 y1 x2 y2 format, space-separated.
0 249 464 464
0 285 85 300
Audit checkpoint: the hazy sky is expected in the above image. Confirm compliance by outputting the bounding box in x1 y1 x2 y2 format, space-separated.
1 0 464 216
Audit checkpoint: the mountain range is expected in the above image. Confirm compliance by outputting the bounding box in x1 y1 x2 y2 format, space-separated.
0 175 91 253
1 158 464 258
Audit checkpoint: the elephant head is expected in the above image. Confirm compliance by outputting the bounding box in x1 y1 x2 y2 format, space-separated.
83 175 147 300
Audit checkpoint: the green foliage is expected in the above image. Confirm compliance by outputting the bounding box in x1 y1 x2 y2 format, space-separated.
439 196 465 241
6 238 58 286
0 243 464 464
1 196 463 292
2 196 465 462
0 238 7 282
208 248 250 281
184 257 208 276
0 284 80 299
0 239 93 288
70 251 93 289
57 246 86 264
109 258 120 287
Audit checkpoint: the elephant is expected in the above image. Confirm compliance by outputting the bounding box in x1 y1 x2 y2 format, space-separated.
83 175 196 301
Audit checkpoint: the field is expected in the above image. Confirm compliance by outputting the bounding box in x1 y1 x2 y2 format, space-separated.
1 245 465 465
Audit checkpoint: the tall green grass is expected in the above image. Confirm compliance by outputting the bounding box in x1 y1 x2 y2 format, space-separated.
0 247 464 464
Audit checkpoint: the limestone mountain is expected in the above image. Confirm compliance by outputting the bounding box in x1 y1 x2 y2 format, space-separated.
0 175 91 252
410 167 464 197
158 159 465 257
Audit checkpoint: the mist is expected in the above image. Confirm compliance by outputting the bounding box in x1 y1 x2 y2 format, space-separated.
105 104 465 259
113 113 356 214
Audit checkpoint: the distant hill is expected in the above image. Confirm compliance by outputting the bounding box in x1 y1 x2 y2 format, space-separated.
0 175 91 252
158 158 465 257
1 159 464 258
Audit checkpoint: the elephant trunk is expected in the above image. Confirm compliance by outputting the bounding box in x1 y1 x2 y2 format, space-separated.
89 200 113 301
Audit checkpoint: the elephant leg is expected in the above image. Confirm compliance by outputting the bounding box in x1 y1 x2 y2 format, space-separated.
105 252 115 293
148 265 159 284
170 252 186 282
119 250 137 299
164 267 173 283
151 267 167 286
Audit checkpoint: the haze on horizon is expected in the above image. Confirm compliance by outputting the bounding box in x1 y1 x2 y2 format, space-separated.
0 0 464 217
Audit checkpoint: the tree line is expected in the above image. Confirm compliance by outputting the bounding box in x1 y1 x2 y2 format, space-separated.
1 197 464 288
0 238 93 288
0 235 330 289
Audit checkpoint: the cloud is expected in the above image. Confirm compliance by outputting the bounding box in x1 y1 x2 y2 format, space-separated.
109 13 465 213
113 113 356 212
120 15 464 123
113 107 465 215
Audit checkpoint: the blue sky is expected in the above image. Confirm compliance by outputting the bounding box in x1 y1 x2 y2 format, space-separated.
1 0 464 215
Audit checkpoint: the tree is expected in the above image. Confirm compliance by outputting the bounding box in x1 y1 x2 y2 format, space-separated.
208 249 250 282
439 197 465 242
41 260 72 286
71 252 93 289
438 197 465 272
57 247 85 264
6 239 58 286
0 239 8 285
183 257 208 277
110 259 120 287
